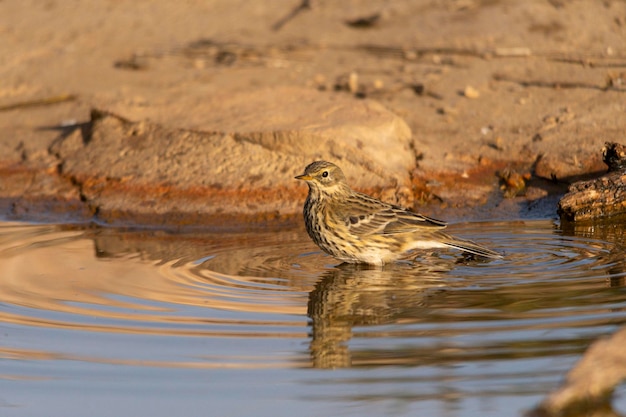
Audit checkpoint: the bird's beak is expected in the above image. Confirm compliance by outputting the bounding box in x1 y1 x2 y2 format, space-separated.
295 174 312 181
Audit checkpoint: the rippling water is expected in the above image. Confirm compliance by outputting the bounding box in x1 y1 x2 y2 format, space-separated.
1 219 626 416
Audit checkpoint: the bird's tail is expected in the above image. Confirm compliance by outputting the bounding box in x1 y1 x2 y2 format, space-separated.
439 233 503 259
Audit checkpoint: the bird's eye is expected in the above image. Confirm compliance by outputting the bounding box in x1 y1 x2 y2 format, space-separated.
322 171 329 178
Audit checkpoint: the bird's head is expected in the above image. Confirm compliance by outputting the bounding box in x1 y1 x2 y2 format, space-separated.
295 161 350 198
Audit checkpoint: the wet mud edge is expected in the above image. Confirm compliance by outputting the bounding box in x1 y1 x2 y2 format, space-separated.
0 161 569 231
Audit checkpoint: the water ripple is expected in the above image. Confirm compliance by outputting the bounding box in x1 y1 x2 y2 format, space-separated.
1 219 626 415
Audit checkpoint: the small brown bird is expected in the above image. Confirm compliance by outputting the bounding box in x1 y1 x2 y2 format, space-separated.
295 161 501 265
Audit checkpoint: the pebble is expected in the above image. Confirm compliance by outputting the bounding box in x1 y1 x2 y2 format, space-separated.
348 72 359 93
464 85 480 99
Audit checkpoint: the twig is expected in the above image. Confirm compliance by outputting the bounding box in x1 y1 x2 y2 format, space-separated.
0 94 76 112
493 74 625 92
272 0 313 31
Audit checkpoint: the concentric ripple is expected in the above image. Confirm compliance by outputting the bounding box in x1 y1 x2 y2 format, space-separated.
1 219 626 416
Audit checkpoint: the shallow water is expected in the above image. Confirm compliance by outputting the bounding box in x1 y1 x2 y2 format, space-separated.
1 219 626 416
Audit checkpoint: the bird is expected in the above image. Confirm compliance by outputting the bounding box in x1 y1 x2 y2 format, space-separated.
295 160 502 265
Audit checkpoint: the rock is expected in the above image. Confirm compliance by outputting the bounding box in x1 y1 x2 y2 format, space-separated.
52 88 415 227
498 167 530 198
558 142 626 222
0 123 91 222
96 86 414 184
463 85 480 99
0 166 90 223
529 326 626 417
534 152 605 182
558 171 626 222
603 141 626 172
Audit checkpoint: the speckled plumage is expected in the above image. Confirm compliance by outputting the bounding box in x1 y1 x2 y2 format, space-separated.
295 161 501 265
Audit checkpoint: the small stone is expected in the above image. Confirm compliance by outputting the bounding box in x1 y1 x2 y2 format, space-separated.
464 85 480 99
489 136 504 151
348 72 359 94
498 168 529 198
437 106 458 116
313 74 327 90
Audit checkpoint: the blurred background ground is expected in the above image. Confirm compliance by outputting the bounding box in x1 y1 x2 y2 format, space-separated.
1 0 625 226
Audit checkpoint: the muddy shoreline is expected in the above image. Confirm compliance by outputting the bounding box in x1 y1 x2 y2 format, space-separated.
1 1 624 228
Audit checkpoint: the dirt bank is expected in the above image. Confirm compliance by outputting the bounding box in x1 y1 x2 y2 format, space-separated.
1 0 625 227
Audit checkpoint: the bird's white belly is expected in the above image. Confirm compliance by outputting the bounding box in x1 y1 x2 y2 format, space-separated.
338 240 450 265
404 240 449 251
340 247 396 266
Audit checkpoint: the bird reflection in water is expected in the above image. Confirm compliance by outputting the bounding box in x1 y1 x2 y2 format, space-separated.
307 256 457 369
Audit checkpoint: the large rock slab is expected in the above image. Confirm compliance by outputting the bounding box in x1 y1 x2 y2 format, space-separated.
96 86 414 183
52 88 415 227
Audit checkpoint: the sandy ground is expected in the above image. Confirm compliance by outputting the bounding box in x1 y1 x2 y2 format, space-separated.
1 0 626 227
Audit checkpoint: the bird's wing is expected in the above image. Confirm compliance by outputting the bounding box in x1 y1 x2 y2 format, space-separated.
331 193 395 235
382 207 448 234
336 192 447 236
